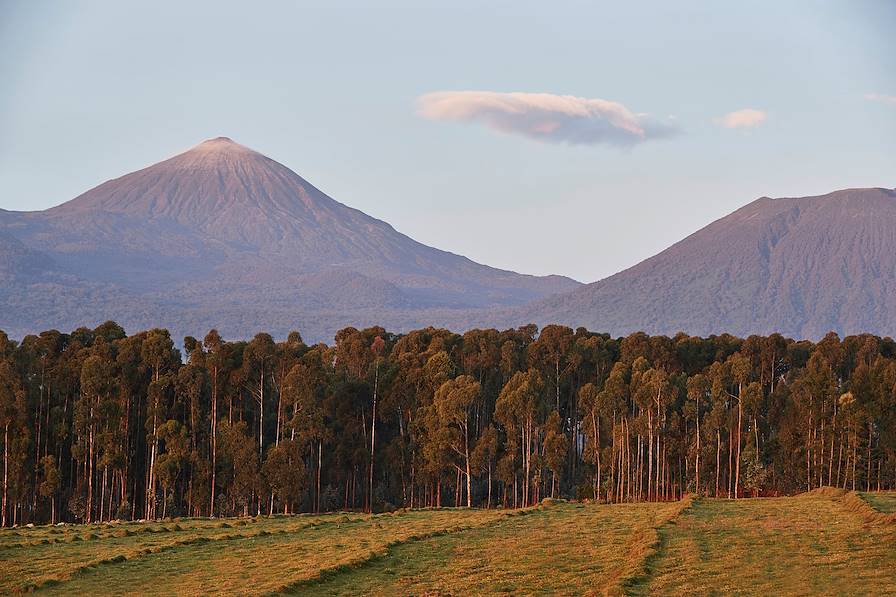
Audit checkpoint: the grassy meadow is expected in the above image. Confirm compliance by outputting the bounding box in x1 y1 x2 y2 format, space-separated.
1 491 894 596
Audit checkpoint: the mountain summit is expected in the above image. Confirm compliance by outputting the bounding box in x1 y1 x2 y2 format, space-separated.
516 187 896 339
49 137 397 257
0 138 580 341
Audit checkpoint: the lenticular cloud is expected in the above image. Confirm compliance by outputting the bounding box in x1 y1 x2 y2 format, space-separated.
417 91 678 146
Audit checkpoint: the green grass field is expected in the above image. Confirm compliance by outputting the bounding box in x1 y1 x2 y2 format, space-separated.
1 491 894 596
859 491 896 514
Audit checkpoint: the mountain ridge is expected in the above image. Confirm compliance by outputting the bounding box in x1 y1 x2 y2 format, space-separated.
514 187 896 339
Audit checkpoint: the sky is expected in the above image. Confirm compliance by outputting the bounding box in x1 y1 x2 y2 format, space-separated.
1 1 894 283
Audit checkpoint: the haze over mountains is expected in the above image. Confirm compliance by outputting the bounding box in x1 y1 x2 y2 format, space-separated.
0 137 893 342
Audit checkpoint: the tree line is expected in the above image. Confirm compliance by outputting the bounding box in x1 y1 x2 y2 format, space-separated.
1 322 895 526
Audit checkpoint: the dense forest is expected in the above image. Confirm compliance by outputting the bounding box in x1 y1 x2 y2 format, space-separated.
1 322 895 526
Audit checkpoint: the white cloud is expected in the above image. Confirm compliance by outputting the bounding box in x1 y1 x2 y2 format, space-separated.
717 108 767 129
416 91 678 146
865 93 896 106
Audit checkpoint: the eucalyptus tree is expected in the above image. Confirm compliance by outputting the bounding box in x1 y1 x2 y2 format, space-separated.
432 374 481 507
495 369 544 507
202 329 225 515
283 351 328 512
79 353 116 522
262 438 305 514
244 333 276 460
471 424 498 507
686 374 709 495
140 329 179 518
543 411 568 498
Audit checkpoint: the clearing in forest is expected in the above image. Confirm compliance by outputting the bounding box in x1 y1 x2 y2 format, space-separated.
0 491 894 596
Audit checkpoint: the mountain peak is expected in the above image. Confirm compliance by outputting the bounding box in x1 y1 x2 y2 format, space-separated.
46 133 345 234
188 136 257 155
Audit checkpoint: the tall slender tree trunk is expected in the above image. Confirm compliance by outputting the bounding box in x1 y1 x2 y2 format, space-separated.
659 436 664 500
464 423 472 508
656 434 661 501
735 397 742 499
2 423 8 527
636 434 642 501
806 416 812 491
828 424 835 487
259 367 264 459
610 415 617 503
625 417 631 502
715 429 721 498
754 417 760 462
148 412 157 519
487 460 492 508
836 432 843 488
123 393 130 519
87 405 94 523
369 361 379 513
695 398 701 496
647 411 654 502
842 432 850 490
592 410 600 501
275 381 283 448
867 423 873 492
524 420 531 507
210 366 217 516
33 385 43 517
109 470 116 519
317 439 322 513
727 425 733 498
100 465 107 522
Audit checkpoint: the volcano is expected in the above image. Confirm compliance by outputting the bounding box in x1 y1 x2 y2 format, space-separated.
0 137 580 342
516 187 896 339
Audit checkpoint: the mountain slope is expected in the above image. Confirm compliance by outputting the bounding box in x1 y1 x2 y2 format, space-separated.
517 187 896 339
0 229 55 280
0 138 579 341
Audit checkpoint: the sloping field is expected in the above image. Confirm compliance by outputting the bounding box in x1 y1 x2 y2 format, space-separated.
0 491 894 596
1 509 507 595
628 490 896 596
860 491 896 514
303 499 689 596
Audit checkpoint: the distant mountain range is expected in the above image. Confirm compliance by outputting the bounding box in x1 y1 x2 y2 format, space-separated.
0 138 580 342
1 137 892 342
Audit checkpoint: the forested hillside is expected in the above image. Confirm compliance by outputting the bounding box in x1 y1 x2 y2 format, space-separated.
1 322 895 526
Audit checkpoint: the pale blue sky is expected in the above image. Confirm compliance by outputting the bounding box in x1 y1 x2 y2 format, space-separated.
1 1 893 282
